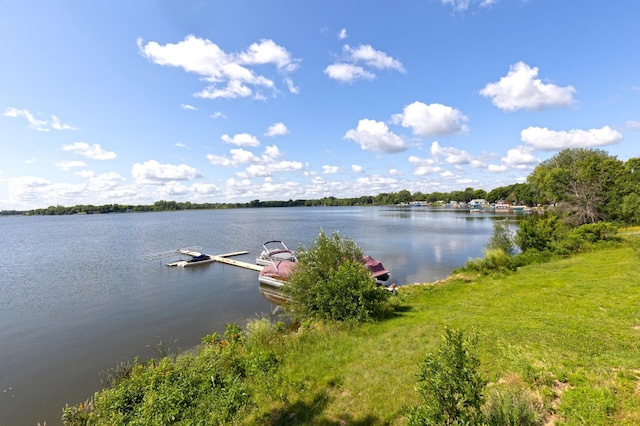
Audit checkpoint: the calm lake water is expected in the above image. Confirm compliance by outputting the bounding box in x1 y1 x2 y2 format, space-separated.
0 206 512 425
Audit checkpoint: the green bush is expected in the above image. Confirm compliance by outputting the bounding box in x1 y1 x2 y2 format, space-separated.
515 214 566 253
284 229 391 322
63 324 253 425
406 327 487 426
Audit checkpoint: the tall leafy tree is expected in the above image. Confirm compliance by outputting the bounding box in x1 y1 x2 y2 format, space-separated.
528 148 624 225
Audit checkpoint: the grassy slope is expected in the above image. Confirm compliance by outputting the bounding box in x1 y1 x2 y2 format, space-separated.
249 245 640 425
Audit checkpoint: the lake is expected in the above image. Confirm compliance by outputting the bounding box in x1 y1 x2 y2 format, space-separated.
0 206 512 425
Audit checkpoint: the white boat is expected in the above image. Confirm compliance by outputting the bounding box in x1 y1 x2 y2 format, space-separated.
256 240 297 266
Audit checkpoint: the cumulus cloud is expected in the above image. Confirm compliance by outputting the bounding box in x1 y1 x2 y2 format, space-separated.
352 164 364 173
344 119 407 153
338 28 348 39
324 64 375 83
207 148 259 166
56 160 87 171
324 44 404 83
391 101 469 137
88 172 125 190
322 165 341 174
501 146 539 167
138 35 300 100
521 126 623 150
487 145 539 173
7 176 85 206
62 142 116 160
221 133 260 147
132 160 202 184
264 122 290 137
409 155 442 176
4 108 77 132
430 141 473 164
343 45 405 72
480 62 575 111
207 145 302 178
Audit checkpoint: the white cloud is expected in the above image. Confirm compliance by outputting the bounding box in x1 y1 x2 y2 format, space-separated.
7 176 86 207
207 148 259 166
352 164 364 173
521 126 623 150
324 63 375 83
441 0 498 13
62 142 117 160
409 155 442 176
4 108 77 132
208 145 302 178
626 120 640 130
344 119 407 153
56 160 87 171
389 168 402 176
138 35 299 100
264 122 290 137
221 133 260 147
480 62 575 111
501 146 539 166
324 44 404 83
284 77 299 94
343 44 405 73
322 165 341 174
210 111 227 119
391 101 469 137
132 160 202 184
338 28 348 39
88 172 125 190
430 141 473 164
180 104 197 110
50 115 78 130
175 142 189 149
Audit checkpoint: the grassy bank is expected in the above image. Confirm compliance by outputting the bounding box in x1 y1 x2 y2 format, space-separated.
246 243 640 425
66 241 640 425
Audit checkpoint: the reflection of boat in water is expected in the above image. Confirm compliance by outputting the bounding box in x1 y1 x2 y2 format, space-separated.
257 244 391 305
256 240 297 266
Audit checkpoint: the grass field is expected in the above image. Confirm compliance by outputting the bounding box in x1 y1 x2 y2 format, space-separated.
247 243 640 425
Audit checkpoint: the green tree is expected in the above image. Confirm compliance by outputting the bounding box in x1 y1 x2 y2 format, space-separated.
528 148 624 225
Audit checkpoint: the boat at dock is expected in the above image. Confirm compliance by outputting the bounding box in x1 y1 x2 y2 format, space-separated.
257 248 391 305
256 240 297 266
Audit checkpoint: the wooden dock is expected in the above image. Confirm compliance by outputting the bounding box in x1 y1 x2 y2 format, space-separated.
211 254 263 271
148 247 264 270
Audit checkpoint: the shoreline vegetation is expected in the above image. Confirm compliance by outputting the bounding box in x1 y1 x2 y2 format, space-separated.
61 227 640 425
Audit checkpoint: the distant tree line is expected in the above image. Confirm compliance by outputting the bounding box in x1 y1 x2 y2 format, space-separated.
8 148 640 226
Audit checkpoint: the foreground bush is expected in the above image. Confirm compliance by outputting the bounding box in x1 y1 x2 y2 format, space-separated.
62 324 265 425
284 229 391 322
406 327 486 425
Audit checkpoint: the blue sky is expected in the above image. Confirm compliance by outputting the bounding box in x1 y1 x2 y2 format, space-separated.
1 0 639 210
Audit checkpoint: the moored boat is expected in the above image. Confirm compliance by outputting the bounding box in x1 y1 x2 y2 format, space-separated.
256 240 297 266
257 247 391 305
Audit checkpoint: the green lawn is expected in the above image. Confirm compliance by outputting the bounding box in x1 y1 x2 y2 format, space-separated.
248 245 640 425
